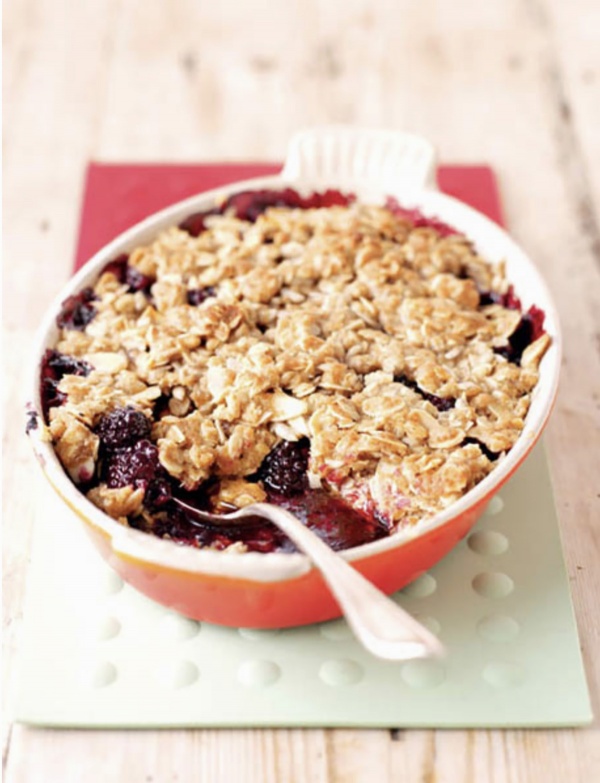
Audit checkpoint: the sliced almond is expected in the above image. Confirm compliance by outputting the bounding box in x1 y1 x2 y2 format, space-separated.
86 352 127 374
269 390 309 422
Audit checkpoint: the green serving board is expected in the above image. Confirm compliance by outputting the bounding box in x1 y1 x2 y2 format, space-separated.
14 442 592 728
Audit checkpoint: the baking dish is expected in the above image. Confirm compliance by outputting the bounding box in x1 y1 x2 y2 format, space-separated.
27 127 561 627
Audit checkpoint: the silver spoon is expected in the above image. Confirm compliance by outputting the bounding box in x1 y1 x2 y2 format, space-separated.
173 498 445 661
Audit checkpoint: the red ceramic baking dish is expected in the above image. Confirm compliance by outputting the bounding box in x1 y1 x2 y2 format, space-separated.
27 127 561 628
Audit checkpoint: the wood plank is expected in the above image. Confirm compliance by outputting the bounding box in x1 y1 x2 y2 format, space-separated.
2 0 123 766
546 0 600 208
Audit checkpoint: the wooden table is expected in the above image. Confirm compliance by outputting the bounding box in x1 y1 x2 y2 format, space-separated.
3 0 599 780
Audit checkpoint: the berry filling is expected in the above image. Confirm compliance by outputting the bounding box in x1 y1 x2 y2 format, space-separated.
385 196 458 237
461 437 500 462
40 349 92 419
178 208 221 238
136 439 386 553
479 284 522 310
102 254 154 293
223 188 353 221
178 187 461 240
56 288 97 330
91 417 384 553
494 305 546 365
179 188 355 236
137 509 288 554
264 489 388 552
160 489 387 554
187 286 217 306
394 374 455 412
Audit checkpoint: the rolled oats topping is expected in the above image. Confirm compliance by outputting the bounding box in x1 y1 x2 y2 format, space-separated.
39 189 550 552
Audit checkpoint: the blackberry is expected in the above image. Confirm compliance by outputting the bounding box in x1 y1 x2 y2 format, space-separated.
103 439 172 510
256 438 310 495
104 439 159 488
95 406 152 451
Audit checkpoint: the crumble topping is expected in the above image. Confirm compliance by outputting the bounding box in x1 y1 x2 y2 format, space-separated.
41 196 550 542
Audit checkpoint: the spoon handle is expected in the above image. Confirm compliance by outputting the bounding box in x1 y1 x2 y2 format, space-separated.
251 504 444 661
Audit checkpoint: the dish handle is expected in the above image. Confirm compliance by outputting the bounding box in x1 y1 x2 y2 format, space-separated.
282 126 437 192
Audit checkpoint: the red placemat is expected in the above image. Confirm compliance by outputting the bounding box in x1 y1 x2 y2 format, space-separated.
74 163 504 270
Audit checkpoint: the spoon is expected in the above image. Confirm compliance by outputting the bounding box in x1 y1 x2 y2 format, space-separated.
173 498 445 661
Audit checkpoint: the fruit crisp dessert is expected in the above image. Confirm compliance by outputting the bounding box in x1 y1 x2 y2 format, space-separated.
34 188 551 553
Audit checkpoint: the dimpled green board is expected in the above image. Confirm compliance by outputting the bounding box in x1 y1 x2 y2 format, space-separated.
14 443 592 728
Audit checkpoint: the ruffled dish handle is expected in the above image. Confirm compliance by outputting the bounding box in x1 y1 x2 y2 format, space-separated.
282 126 437 193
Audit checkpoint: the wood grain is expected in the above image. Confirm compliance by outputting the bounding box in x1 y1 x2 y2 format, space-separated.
3 0 599 780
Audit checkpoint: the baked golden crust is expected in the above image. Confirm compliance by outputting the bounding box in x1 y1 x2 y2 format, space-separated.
46 202 550 528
